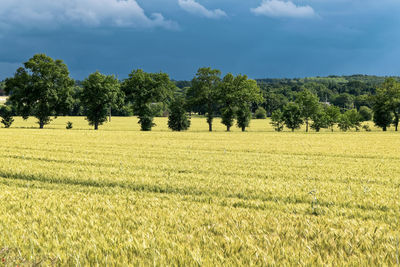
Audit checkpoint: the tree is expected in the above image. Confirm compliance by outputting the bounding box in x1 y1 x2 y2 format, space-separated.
0 105 14 128
263 92 288 116
255 107 267 119
371 81 395 132
168 97 190 131
296 89 319 132
218 73 236 131
187 67 221 132
354 94 371 110
325 105 341 132
282 103 303 132
310 107 328 132
4 54 74 128
236 107 252 132
359 106 373 121
338 109 362 131
80 71 124 130
270 110 284 132
122 69 175 131
381 78 400 131
373 107 392 131
331 93 354 109
346 109 362 131
234 76 263 132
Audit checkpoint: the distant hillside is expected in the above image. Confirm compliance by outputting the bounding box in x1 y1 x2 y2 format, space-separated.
174 75 400 89
255 75 400 86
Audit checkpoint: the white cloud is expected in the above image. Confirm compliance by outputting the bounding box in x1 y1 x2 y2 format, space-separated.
0 0 178 30
251 0 316 18
178 0 227 19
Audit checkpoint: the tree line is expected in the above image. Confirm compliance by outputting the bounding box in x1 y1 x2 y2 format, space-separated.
0 54 399 132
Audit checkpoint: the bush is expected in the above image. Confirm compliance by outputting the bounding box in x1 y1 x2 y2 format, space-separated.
362 124 371 132
254 107 267 119
168 97 190 131
338 109 362 131
66 121 73 129
359 106 373 121
0 105 14 128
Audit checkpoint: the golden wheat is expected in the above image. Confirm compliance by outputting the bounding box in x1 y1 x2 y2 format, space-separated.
0 117 399 265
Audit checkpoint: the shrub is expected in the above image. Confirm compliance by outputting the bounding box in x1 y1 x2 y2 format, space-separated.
66 121 73 129
362 124 371 132
0 105 14 128
254 107 267 119
359 106 373 121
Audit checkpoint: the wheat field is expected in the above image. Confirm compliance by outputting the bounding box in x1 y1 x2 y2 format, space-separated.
0 117 399 265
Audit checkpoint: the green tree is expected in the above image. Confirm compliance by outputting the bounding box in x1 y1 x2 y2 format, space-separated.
346 109 363 131
331 93 354 109
236 107 252 132
325 105 341 132
338 109 362 131
270 110 284 132
373 107 392 131
381 78 400 131
80 71 124 130
354 94 370 110
168 97 190 131
282 103 303 132
310 107 328 132
263 92 288 116
296 89 319 132
187 67 221 132
4 54 74 128
371 80 396 132
122 69 175 131
218 73 236 131
234 76 263 132
338 114 352 132
0 105 14 128
255 107 267 119
358 106 373 121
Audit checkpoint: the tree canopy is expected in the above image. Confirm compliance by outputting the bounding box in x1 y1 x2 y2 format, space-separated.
80 71 124 130
122 69 175 131
4 54 74 128
187 67 221 132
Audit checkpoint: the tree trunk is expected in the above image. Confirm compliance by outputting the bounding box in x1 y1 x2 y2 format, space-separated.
306 120 309 132
207 104 213 132
94 122 98 130
383 126 387 132
395 115 399 131
292 128 295 132
109 107 112 122
39 123 44 129
242 126 246 132
227 126 230 132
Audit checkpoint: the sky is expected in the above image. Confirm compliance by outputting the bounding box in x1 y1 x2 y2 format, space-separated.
0 0 400 81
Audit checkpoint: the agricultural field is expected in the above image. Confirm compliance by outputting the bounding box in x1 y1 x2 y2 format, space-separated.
0 117 399 265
